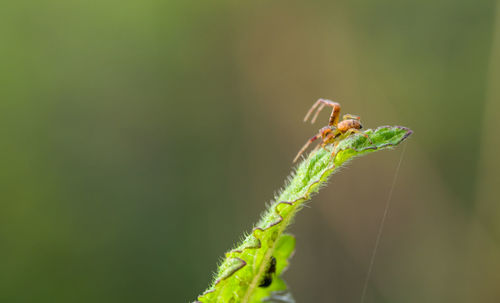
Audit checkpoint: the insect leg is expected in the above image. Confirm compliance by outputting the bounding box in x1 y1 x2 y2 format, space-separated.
342 114 361 121
320 132 336 152
303 99 341 126
345 129 374 145
293 133 321 163
329 140 341 162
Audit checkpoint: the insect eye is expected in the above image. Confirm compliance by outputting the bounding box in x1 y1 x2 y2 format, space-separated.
358 123 363 129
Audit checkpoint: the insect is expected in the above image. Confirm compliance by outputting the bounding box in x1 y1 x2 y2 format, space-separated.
293 99 372 163
259 256 277 287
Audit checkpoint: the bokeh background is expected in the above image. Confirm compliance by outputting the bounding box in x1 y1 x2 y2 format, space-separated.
2 0 500 302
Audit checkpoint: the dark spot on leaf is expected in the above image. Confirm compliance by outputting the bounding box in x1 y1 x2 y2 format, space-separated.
259 256 277 287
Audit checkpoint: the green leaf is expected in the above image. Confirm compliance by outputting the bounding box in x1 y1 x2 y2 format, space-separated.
195 126 412 303
249 234 295 303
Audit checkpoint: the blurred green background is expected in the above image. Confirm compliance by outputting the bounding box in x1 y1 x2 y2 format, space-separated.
1 0 500 302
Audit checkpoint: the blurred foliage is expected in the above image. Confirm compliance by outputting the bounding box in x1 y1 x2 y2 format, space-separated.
0 0 499 302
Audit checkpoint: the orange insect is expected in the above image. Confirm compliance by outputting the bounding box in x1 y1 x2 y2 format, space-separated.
293 99 372 163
